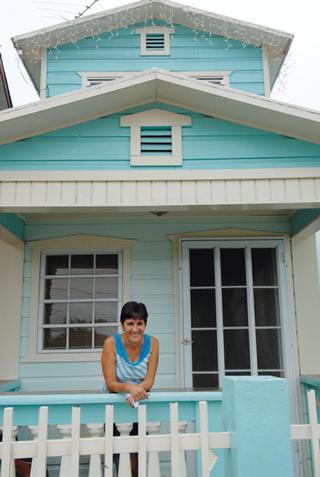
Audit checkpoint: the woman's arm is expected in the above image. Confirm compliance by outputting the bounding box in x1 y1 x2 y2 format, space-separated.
141 336 159 391
101 336 131 394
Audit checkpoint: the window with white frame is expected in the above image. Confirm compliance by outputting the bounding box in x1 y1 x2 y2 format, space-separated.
183 71 230 87
120 108 191 166
135 26 174 56
38 252 122 352
80 72 128 88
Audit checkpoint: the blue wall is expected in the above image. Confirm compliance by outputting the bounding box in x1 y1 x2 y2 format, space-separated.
19 215 290 392
1 104 320 171
46 22 264 97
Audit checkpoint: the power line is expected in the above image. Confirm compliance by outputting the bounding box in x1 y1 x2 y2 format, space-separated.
74 0 100 18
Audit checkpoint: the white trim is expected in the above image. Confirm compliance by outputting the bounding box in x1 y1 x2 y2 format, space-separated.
1 167 320 181
262 48 271 97
79 72 129 88
1 69 320 146
39 48 47 100
182 71 230 87
25 235 134 363
120 108 191 166
136 26 174 56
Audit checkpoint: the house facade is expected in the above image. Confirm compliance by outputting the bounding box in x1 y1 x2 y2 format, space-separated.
1 0 320 447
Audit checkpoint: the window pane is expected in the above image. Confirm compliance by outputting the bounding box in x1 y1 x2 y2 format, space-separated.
192 373 219 389
96 255 118 274
45 278 68 300
95 277 118 299
70 255 93 275
69 328 92 349
189 249 214 286
44 303 67 324
252 248 278 286
70 278 93 299
94 302 118 323
70 302 92 324
46 255 69 276
191 289 216 328
43 328 66 349
224 329 250 369
94 326 117 347
191 330 217 371
254 289 280 326
256 329 283 369
225 371 251 376
221 249 246 286
222 288 248 326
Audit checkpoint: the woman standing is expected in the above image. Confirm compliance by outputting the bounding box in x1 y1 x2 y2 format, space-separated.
101 301 159 405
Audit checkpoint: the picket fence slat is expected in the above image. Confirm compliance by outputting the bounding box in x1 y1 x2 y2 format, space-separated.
104 405 113 477
199 401 210 477
170 402 180 477
1 408 14 477
138 405 147 477
70 407 80 477
307 390 320 477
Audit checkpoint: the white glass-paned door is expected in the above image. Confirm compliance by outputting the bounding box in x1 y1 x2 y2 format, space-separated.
181 240 285 389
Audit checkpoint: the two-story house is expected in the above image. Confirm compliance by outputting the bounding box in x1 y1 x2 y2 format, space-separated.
1 1 320 475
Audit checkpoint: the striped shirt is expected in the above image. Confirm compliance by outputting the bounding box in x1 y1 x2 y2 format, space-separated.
114 333 151 384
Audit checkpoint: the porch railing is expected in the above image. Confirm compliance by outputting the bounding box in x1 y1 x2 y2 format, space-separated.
1 377 319 477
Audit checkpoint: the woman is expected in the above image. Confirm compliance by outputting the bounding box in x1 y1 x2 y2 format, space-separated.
101 301 159 406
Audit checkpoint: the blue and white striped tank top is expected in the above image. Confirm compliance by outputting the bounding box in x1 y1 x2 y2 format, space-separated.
115 333 151 384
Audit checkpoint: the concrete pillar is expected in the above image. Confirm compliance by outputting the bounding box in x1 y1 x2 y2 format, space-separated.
223 376 294 477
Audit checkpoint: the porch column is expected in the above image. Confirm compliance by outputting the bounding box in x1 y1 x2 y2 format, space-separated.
292 223 320 375
223 376 293 477
0 225 24 380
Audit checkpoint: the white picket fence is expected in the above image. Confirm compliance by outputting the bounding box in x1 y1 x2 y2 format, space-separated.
0 401 230 477
0 390 319 477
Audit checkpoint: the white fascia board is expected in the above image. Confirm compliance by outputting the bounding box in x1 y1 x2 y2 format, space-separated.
120 108 191 126
1 69 320 145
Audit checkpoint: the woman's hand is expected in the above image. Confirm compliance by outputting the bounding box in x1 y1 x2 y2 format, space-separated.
126 383 147 401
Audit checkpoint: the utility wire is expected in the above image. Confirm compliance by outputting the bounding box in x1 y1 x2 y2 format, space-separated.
74 0 100 18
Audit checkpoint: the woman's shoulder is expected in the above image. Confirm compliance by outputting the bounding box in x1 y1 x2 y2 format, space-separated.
103 334 116 350
149 335 159 349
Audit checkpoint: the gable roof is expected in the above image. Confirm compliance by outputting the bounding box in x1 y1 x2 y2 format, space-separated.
12 0 292 94
0 69 319 147
0 54 13 110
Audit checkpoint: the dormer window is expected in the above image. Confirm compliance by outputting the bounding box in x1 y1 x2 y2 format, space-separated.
120 109 191 166
135 26 174 56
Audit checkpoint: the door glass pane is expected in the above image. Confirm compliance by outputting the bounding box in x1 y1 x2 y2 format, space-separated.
191 330 217 371
193 373 219 389
254 289 280 326
189 249 214 286
258 371 284 378
224 329 250 369
70 255 94 275
252 248 278 286
46 255 69 275
256 329 283 369
191 289 216 327
222 288 248 326
221 249 246 286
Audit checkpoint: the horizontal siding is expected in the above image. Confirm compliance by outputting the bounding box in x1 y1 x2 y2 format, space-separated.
19 217 289 391
1 105 320 171
46 23 264 97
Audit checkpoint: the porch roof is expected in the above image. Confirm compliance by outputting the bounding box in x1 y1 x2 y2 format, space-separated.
1 69 320 146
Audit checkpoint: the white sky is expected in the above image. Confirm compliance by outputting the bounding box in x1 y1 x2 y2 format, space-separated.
1 0 320 110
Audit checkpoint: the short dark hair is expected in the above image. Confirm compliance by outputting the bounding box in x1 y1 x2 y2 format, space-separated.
120 301 148 325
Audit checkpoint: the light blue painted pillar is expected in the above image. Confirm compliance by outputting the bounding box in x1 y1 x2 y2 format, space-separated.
223 376 294 477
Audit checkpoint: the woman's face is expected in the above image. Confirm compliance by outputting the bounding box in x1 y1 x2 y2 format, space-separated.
121 317 146 344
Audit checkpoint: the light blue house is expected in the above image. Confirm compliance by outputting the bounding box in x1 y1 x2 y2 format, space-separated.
1 1 320 475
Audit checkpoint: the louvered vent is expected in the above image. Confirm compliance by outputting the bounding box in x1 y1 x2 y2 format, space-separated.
191 76 225 86
87 77 121 87
140 126 172 155
145 33 165 50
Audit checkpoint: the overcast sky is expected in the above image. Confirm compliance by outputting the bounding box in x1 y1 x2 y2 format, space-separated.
1 0 320 110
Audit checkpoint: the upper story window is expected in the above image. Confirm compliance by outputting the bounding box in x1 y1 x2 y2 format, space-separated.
38 252 121 352
120 108 191 166
184 71 230 87
135 26 175 56
80 72 126 88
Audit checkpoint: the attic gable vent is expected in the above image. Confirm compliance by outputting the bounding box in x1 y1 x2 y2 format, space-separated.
87 77 120 87
186 72 230 87
120 108 191 166
136 26 174 56
141 126 172 155
146 33 165 51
